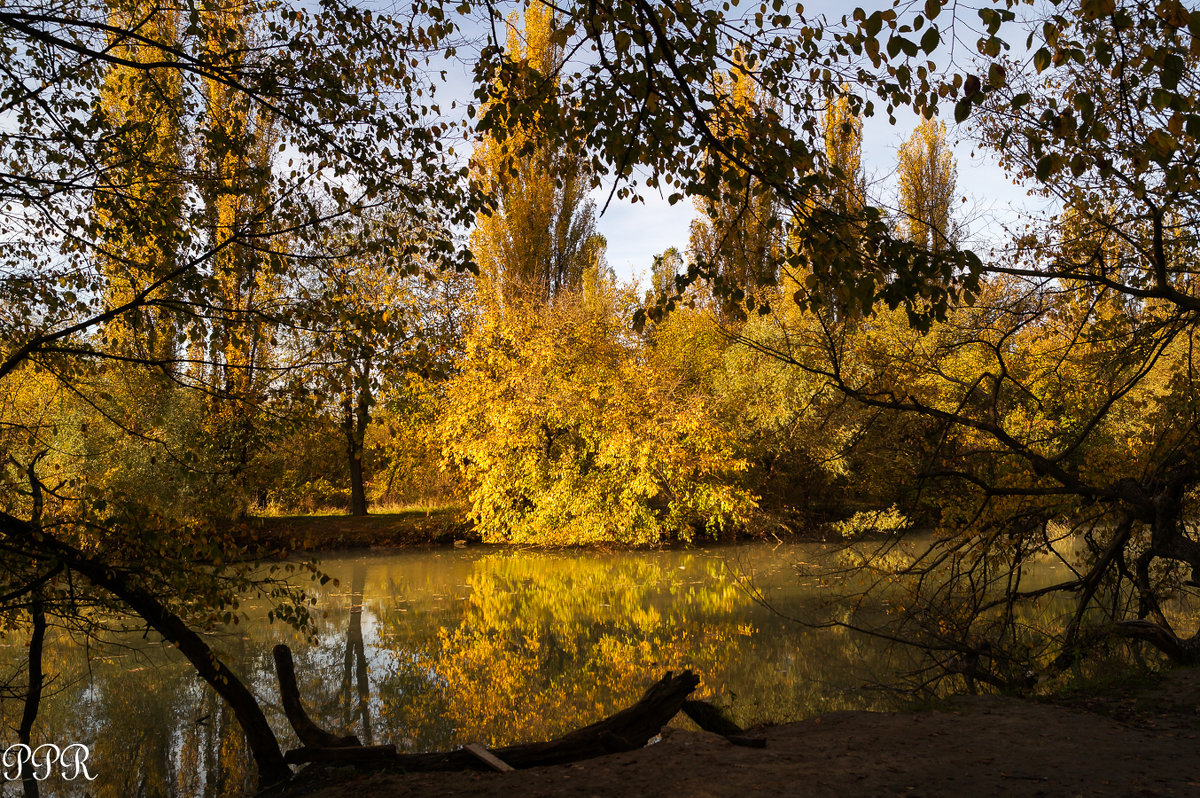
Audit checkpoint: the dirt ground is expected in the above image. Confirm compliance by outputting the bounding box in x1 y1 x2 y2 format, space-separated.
282 668 1200 798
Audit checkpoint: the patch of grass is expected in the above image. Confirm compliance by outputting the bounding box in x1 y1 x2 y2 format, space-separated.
256 501 462 519
238 503 474 554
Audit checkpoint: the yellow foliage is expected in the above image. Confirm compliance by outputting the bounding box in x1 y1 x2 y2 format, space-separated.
897 119 959 252
440 282 756 545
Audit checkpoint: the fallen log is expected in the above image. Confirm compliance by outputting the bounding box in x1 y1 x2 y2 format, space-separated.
283 744 398 766
463 743 515 772
281 669 701 772
682 699 767 748
681 699 743 736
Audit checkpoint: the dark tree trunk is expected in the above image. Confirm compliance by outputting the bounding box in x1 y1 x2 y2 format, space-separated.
340 565 372 743
282 669 701 771
19 594 45 798
274 645 360 748
342 363 371 517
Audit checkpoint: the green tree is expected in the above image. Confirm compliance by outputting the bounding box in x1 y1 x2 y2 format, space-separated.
648 247 685 301
471 0 986 331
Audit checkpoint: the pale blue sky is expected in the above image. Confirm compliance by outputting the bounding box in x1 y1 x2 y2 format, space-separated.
596 110 1044 287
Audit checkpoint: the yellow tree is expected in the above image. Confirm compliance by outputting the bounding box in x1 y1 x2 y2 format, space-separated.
471 4 597 303
783 88 867 319
198 0 282 485
823 91 865 214
688 59 782 317
94 0 186 366
896 119 960 252
440 278 755 546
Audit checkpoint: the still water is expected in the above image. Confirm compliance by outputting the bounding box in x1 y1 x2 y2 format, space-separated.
0 540 1076 797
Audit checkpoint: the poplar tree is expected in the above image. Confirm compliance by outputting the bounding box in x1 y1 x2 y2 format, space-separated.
471 4 597 304
687 61 781 317
94 0 186 366
823 91 865 215
200 0 279 395
896 119 960 253
197 0 283 488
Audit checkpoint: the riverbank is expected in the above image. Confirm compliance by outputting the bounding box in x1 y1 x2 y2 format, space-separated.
237 508 833 555
277 666 1200 797
241 507 475 553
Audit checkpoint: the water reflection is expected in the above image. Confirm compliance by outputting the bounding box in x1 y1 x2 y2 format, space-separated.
0 542 970 797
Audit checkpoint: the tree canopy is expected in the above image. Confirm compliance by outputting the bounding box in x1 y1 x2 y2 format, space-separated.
5 0 1200 786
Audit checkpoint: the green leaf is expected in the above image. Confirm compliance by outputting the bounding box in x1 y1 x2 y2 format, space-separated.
1161 53 1184 91
1147 130 1177 162
1035 154 1054 181
921 26 939 54
1033 48 1051 73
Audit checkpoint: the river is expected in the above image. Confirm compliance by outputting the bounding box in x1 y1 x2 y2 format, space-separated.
0 539 1081 797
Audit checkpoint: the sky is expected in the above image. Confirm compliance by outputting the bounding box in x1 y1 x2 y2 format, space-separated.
594 111 1046 287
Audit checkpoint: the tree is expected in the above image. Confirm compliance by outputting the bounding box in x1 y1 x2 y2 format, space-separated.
949 0 1200 668
687 59 782 318
648 247 686 301
471 0 986 332
93 0 186 367
471 3 598 304
440 279 755 545
293 214 465 516
729 0 1200 686
823 90 866 216
896 118 960 252
0 0 472 786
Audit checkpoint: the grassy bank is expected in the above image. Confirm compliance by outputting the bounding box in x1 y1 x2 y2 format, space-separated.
240 505 474 554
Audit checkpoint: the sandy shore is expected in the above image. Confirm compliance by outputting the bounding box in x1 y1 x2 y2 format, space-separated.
278 668 1200 798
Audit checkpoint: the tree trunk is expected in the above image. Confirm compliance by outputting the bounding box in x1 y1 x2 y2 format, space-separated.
283 669 700 770
18 594 45 798
342 366 371 517
274 645 360 748
340 564 371 743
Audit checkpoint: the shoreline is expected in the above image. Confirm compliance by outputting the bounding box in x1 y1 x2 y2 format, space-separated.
275 666 1200 798
236 509 839 557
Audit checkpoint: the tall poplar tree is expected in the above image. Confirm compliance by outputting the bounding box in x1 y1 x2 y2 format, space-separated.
198 0 282 483
471 4 597 304
94 0 186 366
687 61 781 316
823 91 865 214
896 119 960 252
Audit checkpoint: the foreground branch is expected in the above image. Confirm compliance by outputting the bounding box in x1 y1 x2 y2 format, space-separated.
0 512 292 788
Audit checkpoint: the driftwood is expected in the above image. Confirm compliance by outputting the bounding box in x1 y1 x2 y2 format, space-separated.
682 699 743 736
463 743 515 772
681 699 767 748
276 658 700 772
273 645 360 749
